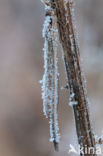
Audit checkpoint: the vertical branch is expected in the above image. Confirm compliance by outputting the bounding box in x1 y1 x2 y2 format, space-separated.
41 3 60 150
41 0 97 154
50 0 96 155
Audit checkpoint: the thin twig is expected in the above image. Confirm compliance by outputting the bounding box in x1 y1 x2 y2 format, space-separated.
50 0 97 155
41 3 60 150
41 0 97 155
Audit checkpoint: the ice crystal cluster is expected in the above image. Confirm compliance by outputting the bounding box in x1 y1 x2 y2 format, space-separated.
41 4 60 144
41 0 78 146
69 92 78 107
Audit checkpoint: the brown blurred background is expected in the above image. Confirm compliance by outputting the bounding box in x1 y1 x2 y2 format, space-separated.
0 0 103 156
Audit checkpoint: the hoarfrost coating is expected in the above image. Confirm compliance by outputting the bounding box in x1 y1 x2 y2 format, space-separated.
69 92 78 107
41 7 60 144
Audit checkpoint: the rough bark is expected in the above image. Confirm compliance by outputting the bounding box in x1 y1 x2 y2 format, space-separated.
50 0 96 155
41 0 97 155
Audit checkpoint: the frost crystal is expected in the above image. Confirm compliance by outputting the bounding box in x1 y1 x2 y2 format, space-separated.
41 7 60 144
95 131 103 145
69 92 78 107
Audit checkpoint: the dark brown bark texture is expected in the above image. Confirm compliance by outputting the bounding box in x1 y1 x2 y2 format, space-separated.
49 0 97 155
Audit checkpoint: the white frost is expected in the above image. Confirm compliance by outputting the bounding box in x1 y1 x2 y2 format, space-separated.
69 92 78 107
41 8 60 143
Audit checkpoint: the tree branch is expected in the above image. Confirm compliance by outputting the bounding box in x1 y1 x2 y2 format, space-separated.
41 0 97 155
50 0 97 155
